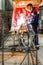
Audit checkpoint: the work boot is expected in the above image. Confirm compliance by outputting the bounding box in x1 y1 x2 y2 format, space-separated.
35 44 40 50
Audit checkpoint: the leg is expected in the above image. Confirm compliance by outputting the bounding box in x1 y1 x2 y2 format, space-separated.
34 32 39 50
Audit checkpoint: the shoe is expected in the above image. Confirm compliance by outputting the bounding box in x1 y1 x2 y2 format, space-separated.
35 45 40 50
25 47 30 52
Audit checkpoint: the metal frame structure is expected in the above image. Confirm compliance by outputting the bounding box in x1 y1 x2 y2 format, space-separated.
1 27 39 65
0 0 41 65
0 10 39 65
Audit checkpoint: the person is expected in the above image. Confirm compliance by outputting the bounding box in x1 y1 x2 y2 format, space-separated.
24 4 34 31
25 4 40 50
31 5 40 50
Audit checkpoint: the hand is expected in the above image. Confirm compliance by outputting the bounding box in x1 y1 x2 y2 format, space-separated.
37 26 40 31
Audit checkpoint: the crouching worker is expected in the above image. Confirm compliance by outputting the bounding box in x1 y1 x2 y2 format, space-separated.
26 4 34 32
26 4 40 50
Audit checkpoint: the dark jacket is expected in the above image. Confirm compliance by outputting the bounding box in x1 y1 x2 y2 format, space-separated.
31 8 39 33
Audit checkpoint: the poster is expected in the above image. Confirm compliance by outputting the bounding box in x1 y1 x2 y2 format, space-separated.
11 1 29 31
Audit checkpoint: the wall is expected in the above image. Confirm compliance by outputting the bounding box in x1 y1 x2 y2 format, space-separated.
12 0 42 5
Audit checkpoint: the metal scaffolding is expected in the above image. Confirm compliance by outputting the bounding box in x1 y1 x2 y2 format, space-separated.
0 11 39 65
1 28 39 65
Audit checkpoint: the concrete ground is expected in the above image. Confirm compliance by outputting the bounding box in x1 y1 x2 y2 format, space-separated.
0 34 43 65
